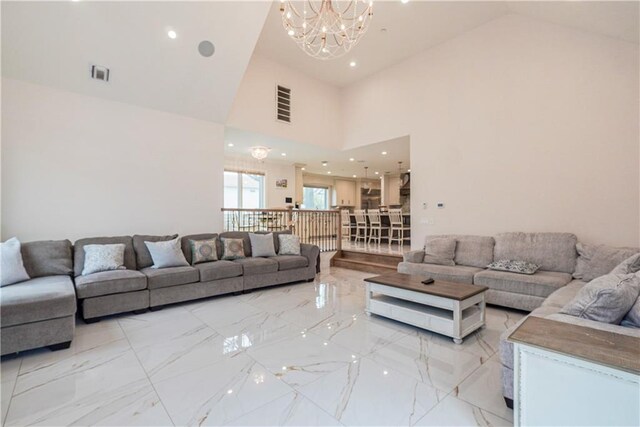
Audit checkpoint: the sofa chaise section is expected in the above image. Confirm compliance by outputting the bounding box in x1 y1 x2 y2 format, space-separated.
1 240 76 355
73 236 149 321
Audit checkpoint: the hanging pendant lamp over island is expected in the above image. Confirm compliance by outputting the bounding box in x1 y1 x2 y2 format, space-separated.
280 0 374 60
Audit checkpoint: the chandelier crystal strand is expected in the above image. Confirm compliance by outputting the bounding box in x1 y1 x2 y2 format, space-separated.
281 0 373 60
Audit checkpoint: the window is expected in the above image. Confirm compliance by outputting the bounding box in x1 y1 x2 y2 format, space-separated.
224 171 265 208
303 186 329 210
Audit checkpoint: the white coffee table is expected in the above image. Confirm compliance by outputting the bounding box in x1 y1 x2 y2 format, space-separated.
364 272 488 344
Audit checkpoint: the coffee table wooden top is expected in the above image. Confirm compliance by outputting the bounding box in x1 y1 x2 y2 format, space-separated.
509 316 640 375
365 272 488 301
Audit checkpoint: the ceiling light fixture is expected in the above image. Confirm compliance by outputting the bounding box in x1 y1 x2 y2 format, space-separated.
374 171 379 175
381 151 388 155
301 167 306 171
401 0 410 4
349 61 357 67
349 158 355 162
280 0 373 60
322 161 328 167
352 174 357 178
281 153 287 157
327 171 332 174
363 166 370 190
227 143 234 147
167 30 177 39
250 146 271 160
408 169 411 172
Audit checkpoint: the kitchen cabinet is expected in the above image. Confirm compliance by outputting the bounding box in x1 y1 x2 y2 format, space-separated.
334 179 356 206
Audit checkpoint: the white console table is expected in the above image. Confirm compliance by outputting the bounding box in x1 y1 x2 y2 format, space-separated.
509 317 640 427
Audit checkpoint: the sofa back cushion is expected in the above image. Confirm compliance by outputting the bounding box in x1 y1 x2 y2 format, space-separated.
494 232 577 273
21 239 73 278
573 243 639 282
74 236 136 276
133 234 178 269
425 235 494 268
180 233 219 264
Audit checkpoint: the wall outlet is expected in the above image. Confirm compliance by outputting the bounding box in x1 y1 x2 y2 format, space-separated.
436 202 445 209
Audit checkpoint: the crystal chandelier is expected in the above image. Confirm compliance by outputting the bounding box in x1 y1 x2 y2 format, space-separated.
280 0 374 60
250 146 271 160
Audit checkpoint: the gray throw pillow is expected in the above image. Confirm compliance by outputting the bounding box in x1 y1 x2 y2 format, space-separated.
249 233 277 257
82 244 125 275
561 273 640 324
144 237 189 269
573 243 639 282
278 234 301 255
487 259 540 275
1 237 30 286
423 237 456 266
189 238 218 265
611 253 640 275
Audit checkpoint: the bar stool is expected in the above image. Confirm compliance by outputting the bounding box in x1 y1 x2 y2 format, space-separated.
367 209 389 245
340 209 352 242
388 208 410 247
353 209 368 243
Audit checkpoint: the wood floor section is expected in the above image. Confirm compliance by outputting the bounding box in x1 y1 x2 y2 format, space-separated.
330 250 403 274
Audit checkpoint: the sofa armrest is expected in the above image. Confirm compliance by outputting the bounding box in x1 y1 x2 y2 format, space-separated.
301 244 321 273
403 250 425 263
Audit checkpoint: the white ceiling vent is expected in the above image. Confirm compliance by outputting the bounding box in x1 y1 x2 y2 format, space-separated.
91 65 110 82
276 85 291 124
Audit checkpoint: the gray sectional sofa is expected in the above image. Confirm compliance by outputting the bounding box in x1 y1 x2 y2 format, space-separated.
398 232 639 409
0 231 320 355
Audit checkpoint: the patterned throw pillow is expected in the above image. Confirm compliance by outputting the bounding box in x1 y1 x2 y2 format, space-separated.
221 238 245 260
487 259 540 275
82 243 126 275
278 234 301 255
189 239 218 265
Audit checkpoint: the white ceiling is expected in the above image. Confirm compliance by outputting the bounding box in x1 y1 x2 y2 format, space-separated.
225 127 410 178
255 0 640 87
1 1 270 123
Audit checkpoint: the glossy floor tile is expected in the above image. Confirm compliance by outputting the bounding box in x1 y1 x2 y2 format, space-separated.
1 254 518 426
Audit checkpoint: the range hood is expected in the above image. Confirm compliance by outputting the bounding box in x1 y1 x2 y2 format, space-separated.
400 172 410 196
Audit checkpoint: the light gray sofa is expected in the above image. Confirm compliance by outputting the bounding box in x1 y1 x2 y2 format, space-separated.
399 232 578 311
1 240 77 355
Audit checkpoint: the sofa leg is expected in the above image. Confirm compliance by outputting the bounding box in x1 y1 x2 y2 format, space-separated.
83 317 100 324
306 278 315 283
49 341 71 351
233 291 242 296
504 397 514 409
149 305 164 312
133 309 147 315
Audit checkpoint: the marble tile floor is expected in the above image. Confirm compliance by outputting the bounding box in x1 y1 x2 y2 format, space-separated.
0 254 525 426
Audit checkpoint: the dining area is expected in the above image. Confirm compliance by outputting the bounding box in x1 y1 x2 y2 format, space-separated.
340 208 411 252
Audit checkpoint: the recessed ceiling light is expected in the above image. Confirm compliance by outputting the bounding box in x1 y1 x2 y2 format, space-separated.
281 153 287 157
327 171 332 174
349 61 356 68
401 0 410 4
381 151 388 155
167 30 177 39
375 171 379 175
352 175 357 178
322 161 328 166
227 143 234 147
349 158 355 162
408 169 411 172
301 167 306 171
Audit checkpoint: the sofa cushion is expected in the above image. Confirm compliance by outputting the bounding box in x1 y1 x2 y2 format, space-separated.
493 232 577 274
250 233 277 257
74 236 136 276
180 233 219 264
196 260 243 282
0 276 76 327
1 237 30 286
21 240 73 278
542 280 586 308
141 266 199 290
403 250 425 264
423 237 456 266
397 262 482 284
133 234 178 269
560 273 640 324
270 255 309 271
81 244 126 276
473 269 572 298
233 258 279 275
75 269 147 299
425 235 495 268
574 243 640 282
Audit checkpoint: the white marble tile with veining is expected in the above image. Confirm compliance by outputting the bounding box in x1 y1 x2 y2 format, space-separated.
412 394 512 426
297 357 445 426
154 352 292 426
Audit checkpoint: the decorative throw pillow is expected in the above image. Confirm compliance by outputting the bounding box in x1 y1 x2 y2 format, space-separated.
561 273 640 324
82 244 126 275
249 233 277 257
189 238 218 265
487 259 540 275
573 243 639 282
144 237 190 269
423 237 456 266
610 253 640 275
1 237 30 286
278 234 301 255
221 238 246 260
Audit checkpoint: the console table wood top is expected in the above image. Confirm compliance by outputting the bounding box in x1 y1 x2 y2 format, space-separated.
508 316 640 375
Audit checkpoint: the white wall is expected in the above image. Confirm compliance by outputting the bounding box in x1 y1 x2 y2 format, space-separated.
227 54 343 150
1 78 225 242
342 14 640 248
224 155 297 209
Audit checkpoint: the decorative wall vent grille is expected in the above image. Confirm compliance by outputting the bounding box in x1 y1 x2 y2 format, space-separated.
276 85 291 123
91 65 110 82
